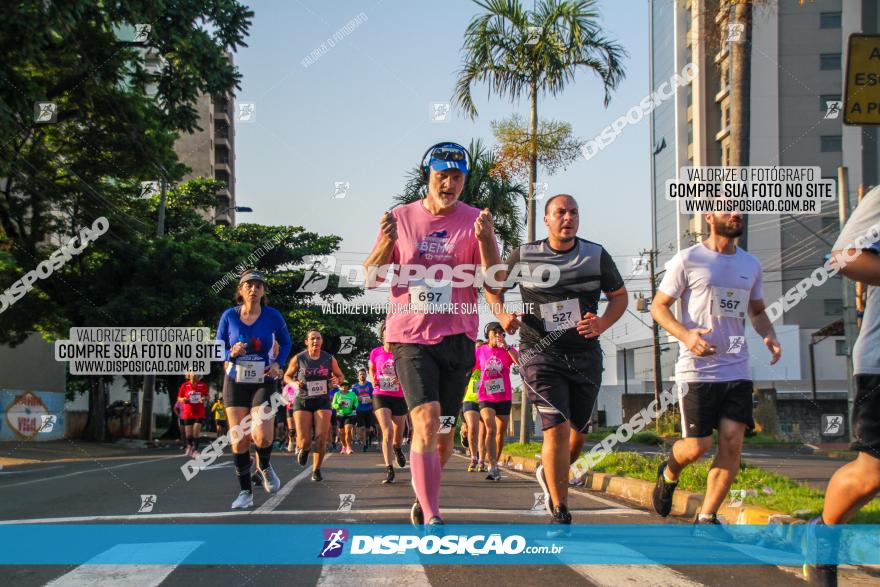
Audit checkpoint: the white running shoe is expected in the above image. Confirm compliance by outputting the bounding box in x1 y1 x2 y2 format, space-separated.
535 464 553 515
231 490 253 509
257 464 281 493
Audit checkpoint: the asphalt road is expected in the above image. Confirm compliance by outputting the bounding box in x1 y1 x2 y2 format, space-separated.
0 442 877 586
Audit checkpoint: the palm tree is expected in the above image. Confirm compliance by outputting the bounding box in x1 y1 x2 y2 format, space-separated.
395 139 526 257
728 0 752 249
454 0 626 244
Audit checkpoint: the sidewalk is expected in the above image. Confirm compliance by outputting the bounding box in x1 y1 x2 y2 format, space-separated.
0 438 179 467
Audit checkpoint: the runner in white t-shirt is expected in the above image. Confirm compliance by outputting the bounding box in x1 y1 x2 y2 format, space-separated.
805 188 880 586
649 212 781 528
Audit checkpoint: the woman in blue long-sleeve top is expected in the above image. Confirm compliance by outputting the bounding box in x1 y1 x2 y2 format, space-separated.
215 269 292 510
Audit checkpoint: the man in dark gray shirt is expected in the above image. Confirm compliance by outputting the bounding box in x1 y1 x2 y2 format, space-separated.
484 194 627 530
805 188 880 586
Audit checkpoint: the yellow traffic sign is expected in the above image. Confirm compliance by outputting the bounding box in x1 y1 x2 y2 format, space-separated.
844 34 880 125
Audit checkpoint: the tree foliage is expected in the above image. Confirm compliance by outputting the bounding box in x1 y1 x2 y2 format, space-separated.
491 114 584 180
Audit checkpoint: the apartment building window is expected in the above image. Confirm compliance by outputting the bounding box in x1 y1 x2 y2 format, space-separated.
820 94 841 111
825 299 843 316
820 53 841 70
835 340 848 356
820 12 842 29
821 135 842 152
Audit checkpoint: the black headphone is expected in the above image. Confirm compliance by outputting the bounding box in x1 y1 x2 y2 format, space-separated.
419 141 472 183
484 322 503 338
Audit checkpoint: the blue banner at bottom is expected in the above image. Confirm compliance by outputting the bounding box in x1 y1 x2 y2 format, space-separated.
0 524 877 565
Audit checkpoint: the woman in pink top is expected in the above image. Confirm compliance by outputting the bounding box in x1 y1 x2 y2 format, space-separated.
477 322 520 481
369 321 408 484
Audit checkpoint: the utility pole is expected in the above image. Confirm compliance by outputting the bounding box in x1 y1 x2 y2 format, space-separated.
645 249 663 433
837 167 858 442
139 173 167 441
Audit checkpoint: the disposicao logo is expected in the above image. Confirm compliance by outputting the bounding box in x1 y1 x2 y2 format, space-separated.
319 528 348 558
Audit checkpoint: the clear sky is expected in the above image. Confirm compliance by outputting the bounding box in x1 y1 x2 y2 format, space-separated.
233 0 653 274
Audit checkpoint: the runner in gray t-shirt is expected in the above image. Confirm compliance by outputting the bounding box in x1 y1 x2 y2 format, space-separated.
806 188 880 586
649 212 781 529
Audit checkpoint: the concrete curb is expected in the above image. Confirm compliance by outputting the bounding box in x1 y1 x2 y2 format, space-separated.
500 452 804 525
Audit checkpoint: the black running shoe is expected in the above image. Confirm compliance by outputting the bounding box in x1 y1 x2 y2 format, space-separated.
803 564 838 587
803 516 838 586
691 513 732 541
382 466 395 484
410 500 424 527
548 504 572 538
297 449 309 467
425 517 445 536
311 469 322 482
394 445 406 468
651 461 677 517
362 443 368 453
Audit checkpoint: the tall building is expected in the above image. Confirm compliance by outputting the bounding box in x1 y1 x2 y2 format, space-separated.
174 89 237 226
646 0 879 406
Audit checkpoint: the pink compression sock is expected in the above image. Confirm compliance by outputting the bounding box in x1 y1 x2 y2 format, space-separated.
410 450 442 521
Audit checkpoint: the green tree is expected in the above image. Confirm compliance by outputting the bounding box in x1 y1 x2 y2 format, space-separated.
453 0 627 244
491 113 585 181
3 172 378 439
395 139 525 256
0 0 252 262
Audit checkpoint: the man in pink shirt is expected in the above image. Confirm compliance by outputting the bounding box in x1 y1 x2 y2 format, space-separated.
364 141 501 529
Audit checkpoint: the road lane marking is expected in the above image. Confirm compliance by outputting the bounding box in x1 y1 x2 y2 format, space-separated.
45 541 202 587
0 507 647 525
0 456 179 489
0 465 64 475
317 564 429 586
255 453 333 513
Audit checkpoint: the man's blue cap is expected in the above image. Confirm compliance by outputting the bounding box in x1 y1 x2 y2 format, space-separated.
427 144 470 175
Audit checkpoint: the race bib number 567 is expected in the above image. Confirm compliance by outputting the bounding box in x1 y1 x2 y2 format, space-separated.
711 287 748 319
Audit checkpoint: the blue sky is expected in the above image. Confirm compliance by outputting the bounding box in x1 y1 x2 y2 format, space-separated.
233 0 653 273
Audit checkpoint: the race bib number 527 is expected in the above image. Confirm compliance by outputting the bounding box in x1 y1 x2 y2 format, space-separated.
539 298 579 332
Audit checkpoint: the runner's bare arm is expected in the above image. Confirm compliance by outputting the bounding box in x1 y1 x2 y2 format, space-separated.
368 361 378 388
330 357 345 386
363 211 397 288
832 247 880 286
651 291 716 356
475 208 504 295
507 346 521 367
577 286 628 338
283 355 298 386
748 298 781 365
485 287 521 334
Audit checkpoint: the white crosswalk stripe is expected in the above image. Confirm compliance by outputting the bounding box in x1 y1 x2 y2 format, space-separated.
570 563 705 587
44 541 202 587
317 564 430 586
